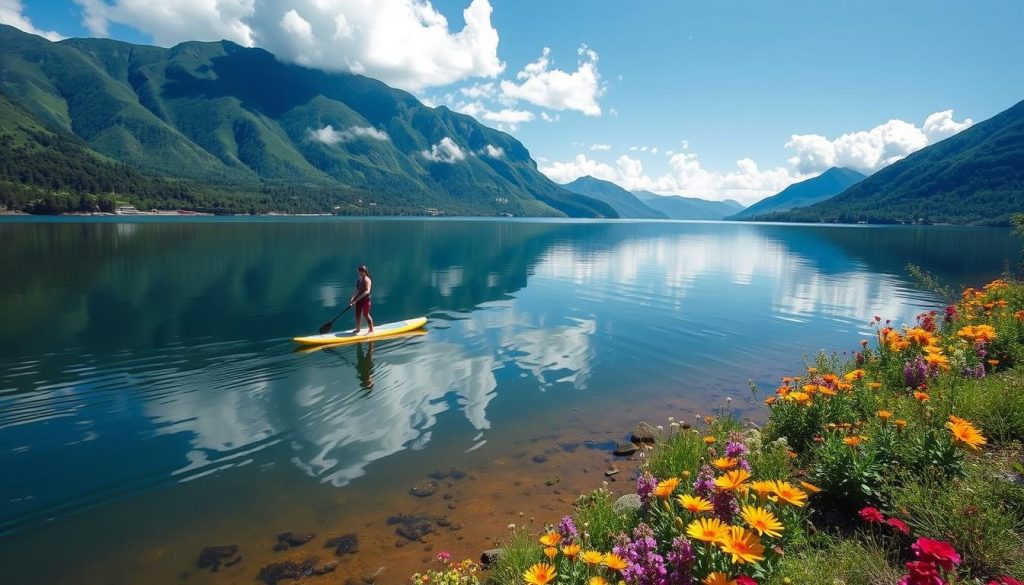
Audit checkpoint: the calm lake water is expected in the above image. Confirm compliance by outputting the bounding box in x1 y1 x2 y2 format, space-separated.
0 218 1019 584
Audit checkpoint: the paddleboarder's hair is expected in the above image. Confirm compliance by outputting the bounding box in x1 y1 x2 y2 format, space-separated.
358 264 370 277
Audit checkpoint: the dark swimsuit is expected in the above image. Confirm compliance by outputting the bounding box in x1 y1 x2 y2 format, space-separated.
355 276 371 313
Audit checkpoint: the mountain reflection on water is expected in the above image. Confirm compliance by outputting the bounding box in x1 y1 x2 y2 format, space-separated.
0 219 1018 542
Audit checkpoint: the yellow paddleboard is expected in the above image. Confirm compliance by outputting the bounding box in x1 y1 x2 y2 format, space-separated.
293 317 428 346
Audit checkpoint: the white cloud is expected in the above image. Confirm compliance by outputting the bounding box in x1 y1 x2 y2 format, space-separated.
542 152 800 205
451 100 534 130
1 0 64 40
421 137 466 163
308 124 389 145
75 0 505 91
459 82 496 99
499 45 604 116
589 144 611 151
540 112 559 123
785 110 973 174
481 144 504 158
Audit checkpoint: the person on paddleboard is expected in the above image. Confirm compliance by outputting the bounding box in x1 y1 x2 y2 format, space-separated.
349 265 374 334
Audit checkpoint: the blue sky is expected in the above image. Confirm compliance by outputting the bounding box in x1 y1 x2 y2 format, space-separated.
11 0 1024 202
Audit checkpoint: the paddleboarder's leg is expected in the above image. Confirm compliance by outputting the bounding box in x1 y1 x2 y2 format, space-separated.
366 298 374 333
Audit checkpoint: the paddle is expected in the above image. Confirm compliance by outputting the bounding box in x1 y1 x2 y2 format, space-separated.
319 303 353 334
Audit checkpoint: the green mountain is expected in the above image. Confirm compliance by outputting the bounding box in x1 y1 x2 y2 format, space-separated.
634 190 744 220
562 176 666 218
728 167 865 220
0 25 615 217
756 100 1024 225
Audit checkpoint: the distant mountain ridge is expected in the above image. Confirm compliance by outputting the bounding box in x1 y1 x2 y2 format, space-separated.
728 167 866 220
562 176 666 218
0 24 615 217
635 191 745 220
758 99 1024 225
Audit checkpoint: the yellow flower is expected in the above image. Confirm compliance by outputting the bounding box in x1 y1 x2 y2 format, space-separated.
589 577 609 585
539 532 561 547
703 573 737 585
714 469 751 491
894 419 908 430
654 477 681 498
770 481 808 507
678 494 714 513
713 457 738 471
946 417 987 450
877 410 893 421
524 563 557 585
868 381 882 389
750 480 775 499
741 504 784 537
562 543 581 558
799 481 822 494
718 526 766 564
601 553 628 572
703 436 716 445
787 391 811 404
686 517 728 543
544 546 557 560
581 551 604 566
844 369 866 381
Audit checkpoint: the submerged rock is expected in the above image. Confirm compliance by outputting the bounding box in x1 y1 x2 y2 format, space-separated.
410 481 440 497
531 454 548 464
276 532 316 548
604 466 621 477
428 468 466 481
325 533 360 556
388 514 434 541
613 442 639 456
197 545 240 571
257 557 319 585
631 422 658 444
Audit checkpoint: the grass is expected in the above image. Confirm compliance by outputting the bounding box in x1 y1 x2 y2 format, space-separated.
572 486 637 552
487 526 543 585
765 535 902 585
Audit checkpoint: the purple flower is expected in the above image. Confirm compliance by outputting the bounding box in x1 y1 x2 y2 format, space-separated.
666 537 695 585
974 340 988 360
613 524 667 585
692 465 715 498
903 356 929 389
725 436 750 471
636 471 658 505
963 364 986 379
558 515 578 542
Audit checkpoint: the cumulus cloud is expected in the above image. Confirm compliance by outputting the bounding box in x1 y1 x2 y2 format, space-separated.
499 45 604 116
452 101 534 131
589 144 611 151
543 152 799 205
481 144 504 158
308 124 389 145
785 110 973 174
75 0 504 91
2 0 64 40
421 137 466 163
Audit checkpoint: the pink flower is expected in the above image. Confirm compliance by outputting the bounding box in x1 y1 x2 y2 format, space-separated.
436 551 452 564
898 561 943 585
886 517 910 535
989 579 1024 585
736 577 758 585
858 506 885 523
911 537 961 571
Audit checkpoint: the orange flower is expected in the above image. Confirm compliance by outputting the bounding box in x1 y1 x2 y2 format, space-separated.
868 381 882 390
712 457 738 471
1015 310 1024 321
539 532 561 547
843 436 864 447
714 469 751 491
987 359 999 367
718 526 766 564
581 551 604 565
787 391 811 404
799 481 822 494
818 385 838 396
678 494 714 513
877 410 893 421
750 480 775 499
562 543 581 558
764 397 777 405
686 517 728 543
654 477 681 498
844 369 866 381
703 436 716 445
894 419 908 430
741 504 784 537
914 391 930 402
703 573 737 585
602 553 628 572
543 546 557 560
770 481 808 507
947 418 987 450
524 563 557 585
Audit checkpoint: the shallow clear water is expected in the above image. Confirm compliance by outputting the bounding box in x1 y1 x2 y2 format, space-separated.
0 218 1018 584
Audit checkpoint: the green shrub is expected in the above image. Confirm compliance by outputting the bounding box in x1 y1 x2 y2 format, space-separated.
954 369 1024 443
765 535 902 585
571 486 637 552
487 527 542 585
646 426 705 481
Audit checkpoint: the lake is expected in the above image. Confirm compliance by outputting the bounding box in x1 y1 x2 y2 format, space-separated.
0 217 1018 584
